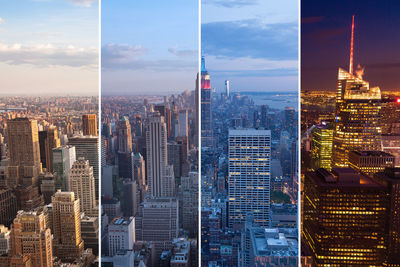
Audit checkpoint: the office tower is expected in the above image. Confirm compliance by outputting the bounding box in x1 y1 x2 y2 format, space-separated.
107 217 134 257
14 184 44 212
81 215 99 255
311 123 333 170
303 168 388 266
51 191 84 262
117 116 132 154
101 165 115 198
176 110 188 138
52 145 76 190
68 136 99 196
168 142 182 180
6 118 42 187
146 114 174 197
176 136 189 162
180 172 199 237
135 197 179 257
332 19 382 167
349 151 395 177
200 57 213 148
132 153 145 187
117 117 133 179
68 158 96 215
285 107 296 137
121 179 138 216
374 168 400 266
39 126 60 173
102 198 122 222
260 105 267 128
382 127 400 167
10 210 53 267
225 80 230 98
228 129 271 228
82 114 98 136
0 188 17 226
0 225 10 255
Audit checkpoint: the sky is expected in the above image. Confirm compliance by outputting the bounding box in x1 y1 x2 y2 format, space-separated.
0 0 99 96
302 0 400 91
101 0 198 95
202 0 298 93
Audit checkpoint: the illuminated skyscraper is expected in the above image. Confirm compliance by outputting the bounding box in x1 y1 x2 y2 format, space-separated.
68 158 96 215
225 80 230 98
311 123 333 170
374 168 400 266
332 17 382 167
349 151 395 177
200 57 213 148
82 114 98 136
10 210 53 267
303 168 387 266
6 118 42 187
51 190 84 262
228 129 271 228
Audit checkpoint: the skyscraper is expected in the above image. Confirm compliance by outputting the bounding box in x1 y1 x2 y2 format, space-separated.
52 145 76 191
10 210 53 267
303 168 388 266
331 17 382 167
51 190 84 262
228 129 271 228
200 57 213 148
82 114 98 136
117 117 133 179
108 217 135 257
311 123 333 170
6 118 42 187
39 126 60 173
146 114 172 197
68 158 96 215
68 136 99 197
225 80 230 98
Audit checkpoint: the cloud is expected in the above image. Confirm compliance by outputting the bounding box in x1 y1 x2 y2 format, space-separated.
202 19 297 60
0 18 4 24
168 47 197 57
67 0 96 7
203 0 258 8
102 43 196 72
102 43 147 64
0 42 97 68
204 55 297 78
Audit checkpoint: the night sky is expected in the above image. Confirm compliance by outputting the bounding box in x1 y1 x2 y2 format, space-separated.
302 0 400 91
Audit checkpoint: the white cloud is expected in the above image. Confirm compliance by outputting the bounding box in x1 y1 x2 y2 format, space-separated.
67 0 96 7
102 43 147 65
0 42 97 68
0 18 4 24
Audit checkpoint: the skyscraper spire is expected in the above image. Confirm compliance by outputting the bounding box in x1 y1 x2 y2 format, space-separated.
349 15 355 74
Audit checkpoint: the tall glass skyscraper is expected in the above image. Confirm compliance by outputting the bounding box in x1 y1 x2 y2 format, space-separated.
332 68 382 167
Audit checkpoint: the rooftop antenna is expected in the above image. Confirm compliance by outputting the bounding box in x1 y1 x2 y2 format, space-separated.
349 15 355 74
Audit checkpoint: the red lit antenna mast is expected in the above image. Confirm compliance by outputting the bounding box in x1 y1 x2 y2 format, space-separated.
349 15 355 74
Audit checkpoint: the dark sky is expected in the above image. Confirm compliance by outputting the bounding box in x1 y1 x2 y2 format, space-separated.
302 0 400 91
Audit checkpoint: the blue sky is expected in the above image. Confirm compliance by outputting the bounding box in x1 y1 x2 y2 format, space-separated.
202 0 298 92
0 0 98 95
102 0 198 95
